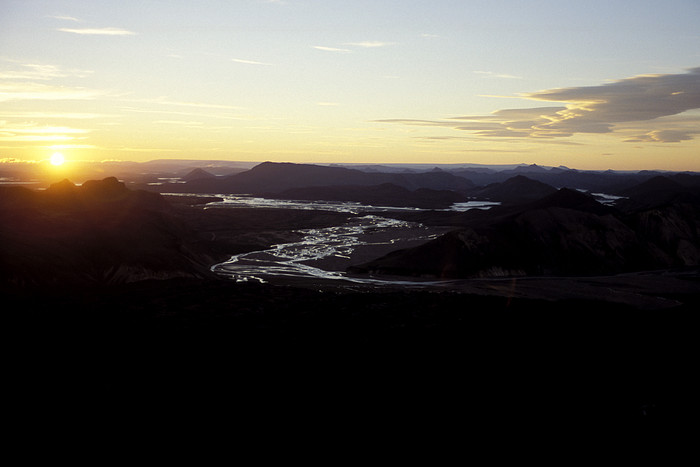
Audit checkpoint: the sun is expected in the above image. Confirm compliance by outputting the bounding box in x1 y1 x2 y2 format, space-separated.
50 152 65 166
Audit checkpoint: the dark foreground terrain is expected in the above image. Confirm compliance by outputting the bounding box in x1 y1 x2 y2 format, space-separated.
8 278 697 430
3 175 698 441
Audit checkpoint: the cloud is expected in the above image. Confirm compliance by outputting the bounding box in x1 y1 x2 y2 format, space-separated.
515 67 700 138
1 124 89 134
58 27 137 36
232 58 272 66
0 62 93 81
474 70 523 80
47 144 98 150
0 112 106 119
624 129 697 143
0 122 90 143
152 120 204 126
313 46 352 53
344 41 395 48
0 135 81 142
0 82 103 101
314 42 395 53
50 15 80 22
379 67 700 143
122 97 243 110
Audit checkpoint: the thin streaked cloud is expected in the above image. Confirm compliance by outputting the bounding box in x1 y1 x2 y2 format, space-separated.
474 70 523 80
0 62 93 81
0 135 81 142
152 120 204 126
0 124 90 134
313 46 352 53
58 27 137 36
344 41 395 48
121 97 244 111
47 144 98 150
0 122 90 143
49 15 81 22
0 112 106 119
0 82 104 102
231 58 272 66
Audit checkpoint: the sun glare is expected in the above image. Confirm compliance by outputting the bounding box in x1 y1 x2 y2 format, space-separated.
50 152 65 166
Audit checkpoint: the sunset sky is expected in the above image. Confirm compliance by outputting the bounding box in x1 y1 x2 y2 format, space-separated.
1 0 699 170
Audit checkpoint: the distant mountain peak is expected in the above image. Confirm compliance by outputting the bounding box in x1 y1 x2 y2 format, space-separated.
183 168 216 181
529 187 611 214
471 175 557 204
47 178 76 193
514 164 548 173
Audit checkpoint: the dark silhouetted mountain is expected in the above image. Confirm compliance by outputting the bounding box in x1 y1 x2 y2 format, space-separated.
159 161 474 194
468 175 558 204
349 187 700 279
451 166 665 192
0 178 221 288
671 172 700 189
615 175 700 211
276 183 467 209
183 168 216 181
514 163 549 173
619 175 683 198
526 187 614 215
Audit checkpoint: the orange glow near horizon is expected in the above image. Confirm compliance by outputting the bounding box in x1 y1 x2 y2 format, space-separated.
1 2 699 171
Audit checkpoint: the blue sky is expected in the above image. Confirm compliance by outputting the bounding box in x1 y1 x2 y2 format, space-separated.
1 0 699 169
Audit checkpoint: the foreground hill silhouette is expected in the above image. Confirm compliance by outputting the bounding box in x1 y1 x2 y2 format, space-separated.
349 186 700 278
0 177 223 286
4 171 698 430
0 177 367 288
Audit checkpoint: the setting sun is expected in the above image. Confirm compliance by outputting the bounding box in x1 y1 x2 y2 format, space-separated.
50 152 65 166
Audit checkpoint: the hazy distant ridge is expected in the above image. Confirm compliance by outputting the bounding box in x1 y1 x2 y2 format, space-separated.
174 161 475 195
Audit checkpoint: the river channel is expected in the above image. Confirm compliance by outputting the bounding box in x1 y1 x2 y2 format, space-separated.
205 195 498 287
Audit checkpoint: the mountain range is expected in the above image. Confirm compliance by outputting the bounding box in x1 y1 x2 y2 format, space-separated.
3 162 700 287
142 161 700 208
348 184 700 278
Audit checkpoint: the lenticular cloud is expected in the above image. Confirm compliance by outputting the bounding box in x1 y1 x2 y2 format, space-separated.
379 67 700 142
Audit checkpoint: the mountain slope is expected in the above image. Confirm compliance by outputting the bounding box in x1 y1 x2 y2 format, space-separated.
468 175 558 204
349 188 700 278
275 183 467 209
166 161 474 194
0 178 221 287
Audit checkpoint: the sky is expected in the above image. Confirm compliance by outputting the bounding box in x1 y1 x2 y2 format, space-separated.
1 0 699 170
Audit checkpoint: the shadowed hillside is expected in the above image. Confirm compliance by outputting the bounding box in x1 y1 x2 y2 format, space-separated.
466 175 558 204
275 183 468 209
349 187 700 278
151 161 475 195
0 177 223 287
